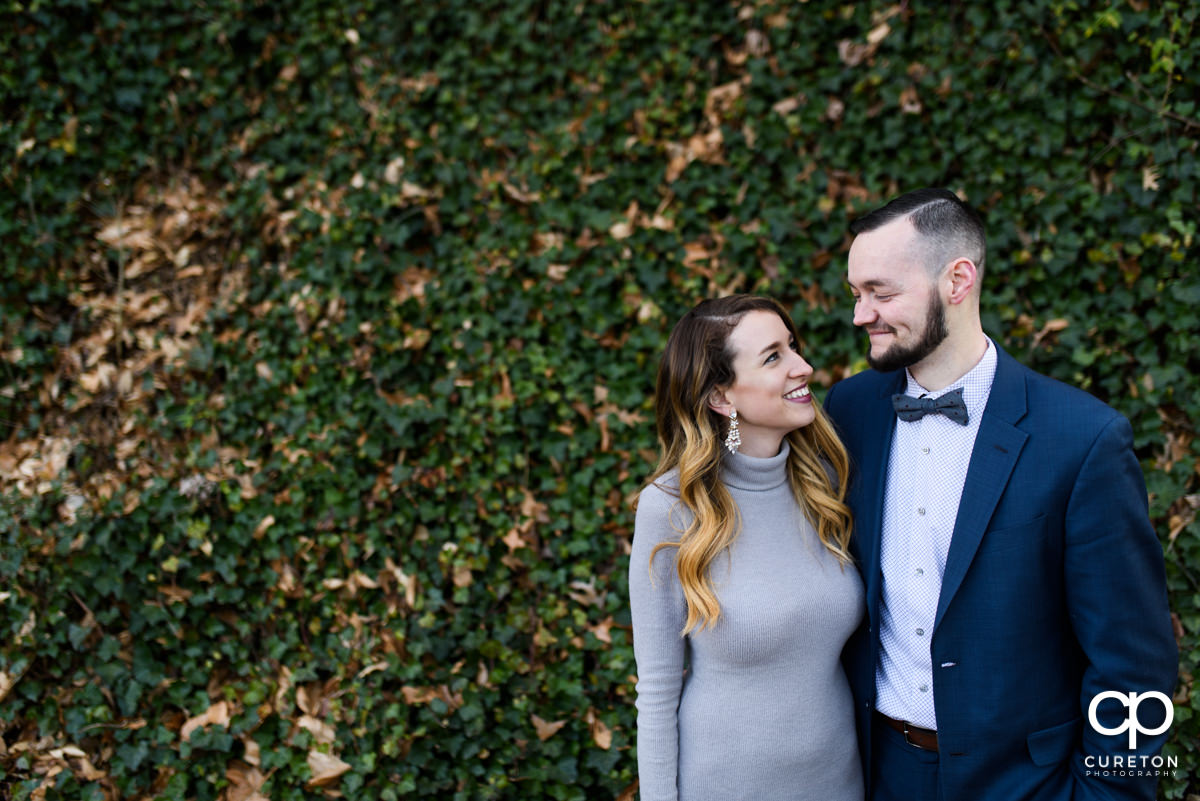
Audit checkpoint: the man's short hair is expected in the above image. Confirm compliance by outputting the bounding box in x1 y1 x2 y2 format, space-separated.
850 187 987 281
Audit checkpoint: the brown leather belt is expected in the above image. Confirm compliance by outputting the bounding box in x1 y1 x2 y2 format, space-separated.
874 710 939 752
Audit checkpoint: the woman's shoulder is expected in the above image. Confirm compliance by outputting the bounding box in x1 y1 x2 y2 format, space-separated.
638 469 681 503
634 470 688 535
638 470 686 513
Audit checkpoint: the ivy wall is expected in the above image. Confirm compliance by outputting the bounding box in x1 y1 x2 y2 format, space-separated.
1 0 1197 798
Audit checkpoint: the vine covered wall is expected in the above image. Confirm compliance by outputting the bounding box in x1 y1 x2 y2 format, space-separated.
1 1 1197 798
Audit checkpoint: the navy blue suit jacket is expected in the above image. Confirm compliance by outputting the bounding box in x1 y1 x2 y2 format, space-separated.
824 344 1176 801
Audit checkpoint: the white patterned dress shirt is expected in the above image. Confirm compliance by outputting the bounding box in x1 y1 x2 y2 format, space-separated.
875 339 998 729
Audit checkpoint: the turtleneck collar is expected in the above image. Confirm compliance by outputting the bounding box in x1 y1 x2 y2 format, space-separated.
721 439 791 492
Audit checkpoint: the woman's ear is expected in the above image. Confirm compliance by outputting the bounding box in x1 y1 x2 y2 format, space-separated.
707 387 733 417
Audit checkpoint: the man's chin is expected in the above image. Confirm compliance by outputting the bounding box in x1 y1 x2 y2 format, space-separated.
867 347 911 373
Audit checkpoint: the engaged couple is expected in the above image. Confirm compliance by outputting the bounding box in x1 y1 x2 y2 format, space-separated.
629 188 1178 801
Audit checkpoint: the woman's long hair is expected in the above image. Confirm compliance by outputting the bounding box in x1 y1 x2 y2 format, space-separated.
642 295 852 634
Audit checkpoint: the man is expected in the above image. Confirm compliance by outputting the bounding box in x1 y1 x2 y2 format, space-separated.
823 187 1177 801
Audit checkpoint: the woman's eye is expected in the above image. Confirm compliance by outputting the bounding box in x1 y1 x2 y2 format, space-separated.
789 340 800 353
765 351 778 364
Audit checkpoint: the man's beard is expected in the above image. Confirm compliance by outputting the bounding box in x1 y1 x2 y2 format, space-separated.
866 293 949 373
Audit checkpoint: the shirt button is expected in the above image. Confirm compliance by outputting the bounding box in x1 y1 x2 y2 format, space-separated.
916 628 925 636
915 568 924 576
921 447 930 454
919 684 929 693
917 507 926 516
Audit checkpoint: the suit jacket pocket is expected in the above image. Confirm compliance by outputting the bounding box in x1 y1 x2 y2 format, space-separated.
1026 717 1081 767
982 513 1049 553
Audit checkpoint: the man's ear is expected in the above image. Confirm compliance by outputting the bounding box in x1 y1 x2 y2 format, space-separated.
945 257 978 305
707 387 733 417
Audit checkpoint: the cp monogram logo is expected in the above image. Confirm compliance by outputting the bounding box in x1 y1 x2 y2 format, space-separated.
1087 691 1174 749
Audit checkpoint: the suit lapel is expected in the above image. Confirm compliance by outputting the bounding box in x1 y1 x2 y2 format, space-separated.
861 373 905 627
934 347 1030 631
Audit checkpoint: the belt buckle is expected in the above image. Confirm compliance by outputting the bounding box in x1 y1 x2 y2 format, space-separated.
902 721 928 750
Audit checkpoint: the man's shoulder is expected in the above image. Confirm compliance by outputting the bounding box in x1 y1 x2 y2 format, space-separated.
1001 352 1124 425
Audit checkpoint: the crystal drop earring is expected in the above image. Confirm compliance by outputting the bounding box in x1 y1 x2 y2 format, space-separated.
724 410 741 454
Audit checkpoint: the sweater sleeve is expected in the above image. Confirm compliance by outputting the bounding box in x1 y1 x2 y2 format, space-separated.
629 482 690 801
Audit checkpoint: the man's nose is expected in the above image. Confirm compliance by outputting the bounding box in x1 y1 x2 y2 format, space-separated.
852 298 876 327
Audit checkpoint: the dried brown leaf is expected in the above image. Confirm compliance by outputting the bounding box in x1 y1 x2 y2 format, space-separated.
502 182 541 204
383 156 406 184
402 686 438 705
400 181 436 200
396 266 435 304
0 669 21 704
568 579 603 607
1142 165 1160 192
532 231 566 254
609 220 634 240
590 710 613 750
242 735 261 767
225 759 269 801
356 661 389 680
772 96 801 115
837 39 870 66
49 746 106 781
254 515 275 538
867 22 891 45
826 96 846 122
298 714 337 745
664 141 693 183
589 616 614 644
644 213 674 231
531 714 567 741
502 527 527 553
452 565 473 588
96 219 155 251
704 80 744 125
306 750 351 787
181 700 230 741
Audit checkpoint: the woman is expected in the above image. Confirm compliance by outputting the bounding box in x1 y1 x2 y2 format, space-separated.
630 295 864 801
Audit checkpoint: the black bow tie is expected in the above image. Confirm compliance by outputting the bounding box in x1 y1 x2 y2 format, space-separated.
892 387 969 425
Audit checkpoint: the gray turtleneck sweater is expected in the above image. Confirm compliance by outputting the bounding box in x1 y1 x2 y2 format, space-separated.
629 442 865 801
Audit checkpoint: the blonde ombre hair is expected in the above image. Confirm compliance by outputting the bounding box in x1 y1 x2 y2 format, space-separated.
641 295 853 634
